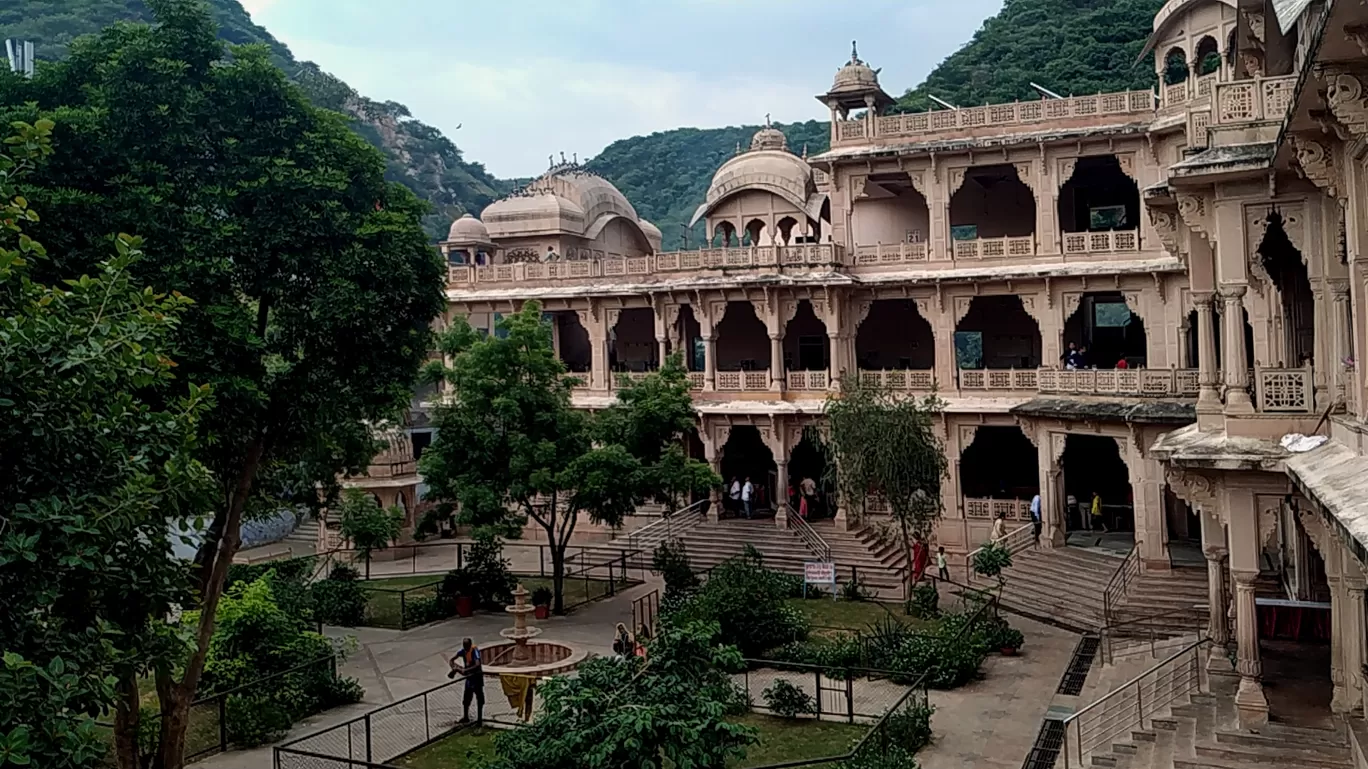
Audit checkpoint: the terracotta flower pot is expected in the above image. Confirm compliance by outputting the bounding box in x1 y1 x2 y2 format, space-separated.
1000 646 1019 656
534 605 550 620
454 595 475 618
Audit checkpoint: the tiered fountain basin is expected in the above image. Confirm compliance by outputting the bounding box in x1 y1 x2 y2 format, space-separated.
481 584 588 677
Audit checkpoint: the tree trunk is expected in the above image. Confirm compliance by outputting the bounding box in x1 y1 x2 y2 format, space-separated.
112 671 141 769
551 546 565 615
155 436 266 769
897 516 914 585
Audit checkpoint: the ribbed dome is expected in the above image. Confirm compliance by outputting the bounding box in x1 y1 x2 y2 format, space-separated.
749 125 788 152
831 41 880 94
447 213 491 242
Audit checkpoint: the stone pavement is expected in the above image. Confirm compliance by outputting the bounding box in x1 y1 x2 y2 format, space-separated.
199 578 659 769
915 615 1080 769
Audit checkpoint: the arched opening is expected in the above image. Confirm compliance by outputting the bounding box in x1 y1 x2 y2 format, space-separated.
954 296 1042 372
1185 305 1255 371
1226 28 1237 68
1062 293 1148 369
1164 47 1190 85
715 302 769 373
1058 156 1140 245
1060 434 1133 547
719 426 777 519
744 218 767 247
949 165 1036 243
788 431 832 521
610 307 657 374
548 310 592 373
1195 35 1221 76
712 220 738 247
675 305 704 372
777 216 799 246
851 173 930 247
783 301 829 372
960 426 1039 502
1259 214 1315 366
856 299 936 371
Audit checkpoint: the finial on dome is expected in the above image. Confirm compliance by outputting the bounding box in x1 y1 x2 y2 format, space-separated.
572 152 577 164
765 113 771 128
851 40 860 64
548 154 554 168
735 141 742 155
560 151 567 164
801 143 808 160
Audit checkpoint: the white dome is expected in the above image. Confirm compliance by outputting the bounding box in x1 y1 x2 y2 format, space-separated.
447 213 491 242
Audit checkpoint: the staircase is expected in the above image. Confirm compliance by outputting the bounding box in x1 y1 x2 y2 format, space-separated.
996 546 1119 632
811 520 908 598
676 519 818 577
283 517 319 556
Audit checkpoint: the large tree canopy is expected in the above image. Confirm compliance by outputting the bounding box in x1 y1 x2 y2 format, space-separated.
0 2 446 766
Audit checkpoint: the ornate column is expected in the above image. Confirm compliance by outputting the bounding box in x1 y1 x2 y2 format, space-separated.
1220 285 1254 413
1205 547 1235 673
1332 280 1352 405
1330 569 1350 712
1040 432 1067 548
1193 292 1223 413
768 298 787 393
1232 570 1269 726
703 336 716 391
701 423 723 523
1346 575 1366 714
775 459 790 530
584 306 610 391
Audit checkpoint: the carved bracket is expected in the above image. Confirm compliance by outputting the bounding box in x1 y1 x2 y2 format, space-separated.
1290 133 1345 201
1317 63 1368 138
1148 207 1181 257
1165 466 1221 515
1176 192 1213 247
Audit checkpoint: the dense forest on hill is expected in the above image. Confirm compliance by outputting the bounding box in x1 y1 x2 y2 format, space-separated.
4 0 1164 246
3 0 509 239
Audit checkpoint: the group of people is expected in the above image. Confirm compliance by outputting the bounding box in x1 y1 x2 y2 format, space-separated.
612 622 651 659
1061 341 1130 370
727 477 755 518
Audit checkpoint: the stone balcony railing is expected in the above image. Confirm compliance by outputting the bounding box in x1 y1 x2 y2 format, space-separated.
716 370 771 392
1213 75 1296 124
952 235 1036 260
964 498 1033 521
363 460 417 478
1162 72 1221 109
447 244 846 287
786 370 830 391
858 367 1201 398
832 90 1155 146
1254 366 1314 413
1061 229 1140 255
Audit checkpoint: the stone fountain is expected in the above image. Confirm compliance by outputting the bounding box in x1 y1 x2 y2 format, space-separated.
480 583 587 676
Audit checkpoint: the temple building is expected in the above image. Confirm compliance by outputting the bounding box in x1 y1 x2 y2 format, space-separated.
378 0 1368 749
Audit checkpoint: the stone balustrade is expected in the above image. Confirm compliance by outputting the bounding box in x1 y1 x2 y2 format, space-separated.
952 235 1036 260
964 497 1033 521
715 370 771 392
1213 76 1296 124
447 244 847 287
1062 229 1140 255
364 460 417 478
958 368 1041 391
858 369 937 391
1163 72 1221 108
833 90 1154 145
1254 366 1314 413
786 370 830 391
1037 367 1200 397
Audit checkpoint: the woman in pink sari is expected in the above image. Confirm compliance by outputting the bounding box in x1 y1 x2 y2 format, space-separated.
910 536 930 584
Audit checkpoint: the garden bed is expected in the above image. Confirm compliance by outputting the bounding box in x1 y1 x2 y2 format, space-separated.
787 597 931 636
361 574 636 629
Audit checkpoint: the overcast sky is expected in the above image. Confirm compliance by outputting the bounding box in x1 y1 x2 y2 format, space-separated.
240 0 1004 178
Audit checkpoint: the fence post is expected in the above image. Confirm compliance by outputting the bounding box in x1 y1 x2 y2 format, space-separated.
218 695 228 753
539 545 545 577
846 675 854 723
365 713 373 763
401 590 408 630
457 542 464 570
815 670 823 720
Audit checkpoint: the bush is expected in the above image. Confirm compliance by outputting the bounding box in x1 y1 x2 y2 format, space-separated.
669 549 809 657
882 700 934 753
312 565 366 626
652 540 700 597
762 679 816 718
455 531 517 609
971 542 1012 583
905 582 940 619
531 586 554 606
403 595 452 626
984 617 1024 651
841 576 874 602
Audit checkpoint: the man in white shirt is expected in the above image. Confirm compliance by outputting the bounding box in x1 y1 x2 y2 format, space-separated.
728 478 741 516
1030 493 1042 543
741 477 754 520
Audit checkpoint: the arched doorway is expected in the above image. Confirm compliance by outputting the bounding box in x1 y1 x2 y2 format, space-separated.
715 302 770 386
855 299 935 372
1164 47 1190 85
548 311 591 373
1058 156 1140 249
788 430 832 521
712 220 738 247
783 301 829 376
1195 35 1221 76
1062 292 1148 369
949 165 1036 248
675 305 704 373
1259 214 1314 367
955 296 1042 374
961 426 1039 501
610 307 657 374
1060 434 1133 548
719 426 777 519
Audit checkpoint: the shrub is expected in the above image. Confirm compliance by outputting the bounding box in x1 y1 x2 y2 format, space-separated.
312 565 366 626
531 586 554 606
971 542 1012 584
762 678 816 718
652 540 700 597
668 549 809 657
460 531 517 609
984 618 1024 651
841 576 874 602
905 582 940 619
882 700 934 753
403 595 452 627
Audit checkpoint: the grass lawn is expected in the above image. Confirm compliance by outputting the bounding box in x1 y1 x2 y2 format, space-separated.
788 597 932 636
393 715 863 769
362 574 634 628
394 725 500 769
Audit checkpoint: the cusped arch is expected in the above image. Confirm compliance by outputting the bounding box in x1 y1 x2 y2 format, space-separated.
582 212 655 248
1143 0 1239 58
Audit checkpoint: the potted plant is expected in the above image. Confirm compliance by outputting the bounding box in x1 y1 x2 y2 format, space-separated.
443 569 476 618
531 586 553 619
995 625 1024 656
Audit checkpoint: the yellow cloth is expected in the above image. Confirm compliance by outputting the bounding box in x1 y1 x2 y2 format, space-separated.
499 674 536 721
1090 496 1102 517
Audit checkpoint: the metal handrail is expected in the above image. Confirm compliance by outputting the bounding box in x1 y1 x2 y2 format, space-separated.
964 522 1035 585
1061 637 1210 769
1102 541 1142 627
788 504 832 563
623 497 709 553
1098 605 1208 666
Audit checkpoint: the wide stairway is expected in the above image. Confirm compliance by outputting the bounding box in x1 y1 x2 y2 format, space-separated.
1072 658 1352 769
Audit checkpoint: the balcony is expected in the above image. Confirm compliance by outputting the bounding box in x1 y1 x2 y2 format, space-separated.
952 236 1036 260
1061 230 1140 256
786 370 830 391
958 369 1040 391
852 242 930 266
833 90 1154 146
364 460 417 479
1037 368 1200 398
1254 366 1314 413
447 244 847 288
964 498 1032 522
1213 76 1296 125
858 369 936 391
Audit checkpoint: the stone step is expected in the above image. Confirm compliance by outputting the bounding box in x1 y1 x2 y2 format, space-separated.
1193 742 1351 768
1217 725 1350 751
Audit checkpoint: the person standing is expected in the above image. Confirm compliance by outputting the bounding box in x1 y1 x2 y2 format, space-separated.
612 623 634 658
448 637 485 724
990 511 1007 542
936 546 949 582
728 477 741 515
800 476 818 518
741 477 754 519
1091 491 1107 533
1029 492 1042 543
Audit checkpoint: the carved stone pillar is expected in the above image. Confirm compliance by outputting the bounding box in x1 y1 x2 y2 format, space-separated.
1233 570 1269 727
702 430 722 523
1331 571 1350 712
1193 292 1223 413
770 333 785 391
775 459 790 530
1220 285 1254 413
1347 580 1366 714
1205 547 1234 672
1040 432 1066 548
1332 281 1352 405
702 334 717 391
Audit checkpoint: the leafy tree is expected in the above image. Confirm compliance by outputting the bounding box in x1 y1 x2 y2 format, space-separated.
670 548 808 658
490 621 755 769
419 303 640 615
0 3 445 766
337 489 404 579
597 354 720 521
819 380 948 574
0 120 209 769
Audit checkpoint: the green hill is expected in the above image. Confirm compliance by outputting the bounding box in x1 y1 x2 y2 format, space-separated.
4 0 509 239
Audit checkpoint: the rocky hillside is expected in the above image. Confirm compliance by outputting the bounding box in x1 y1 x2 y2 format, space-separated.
5 0 509 239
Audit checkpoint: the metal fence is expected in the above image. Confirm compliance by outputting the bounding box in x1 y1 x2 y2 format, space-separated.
738 660 913 724
313 540 648 583
275 672 529 769
98 655 339 764
359 579 444 630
